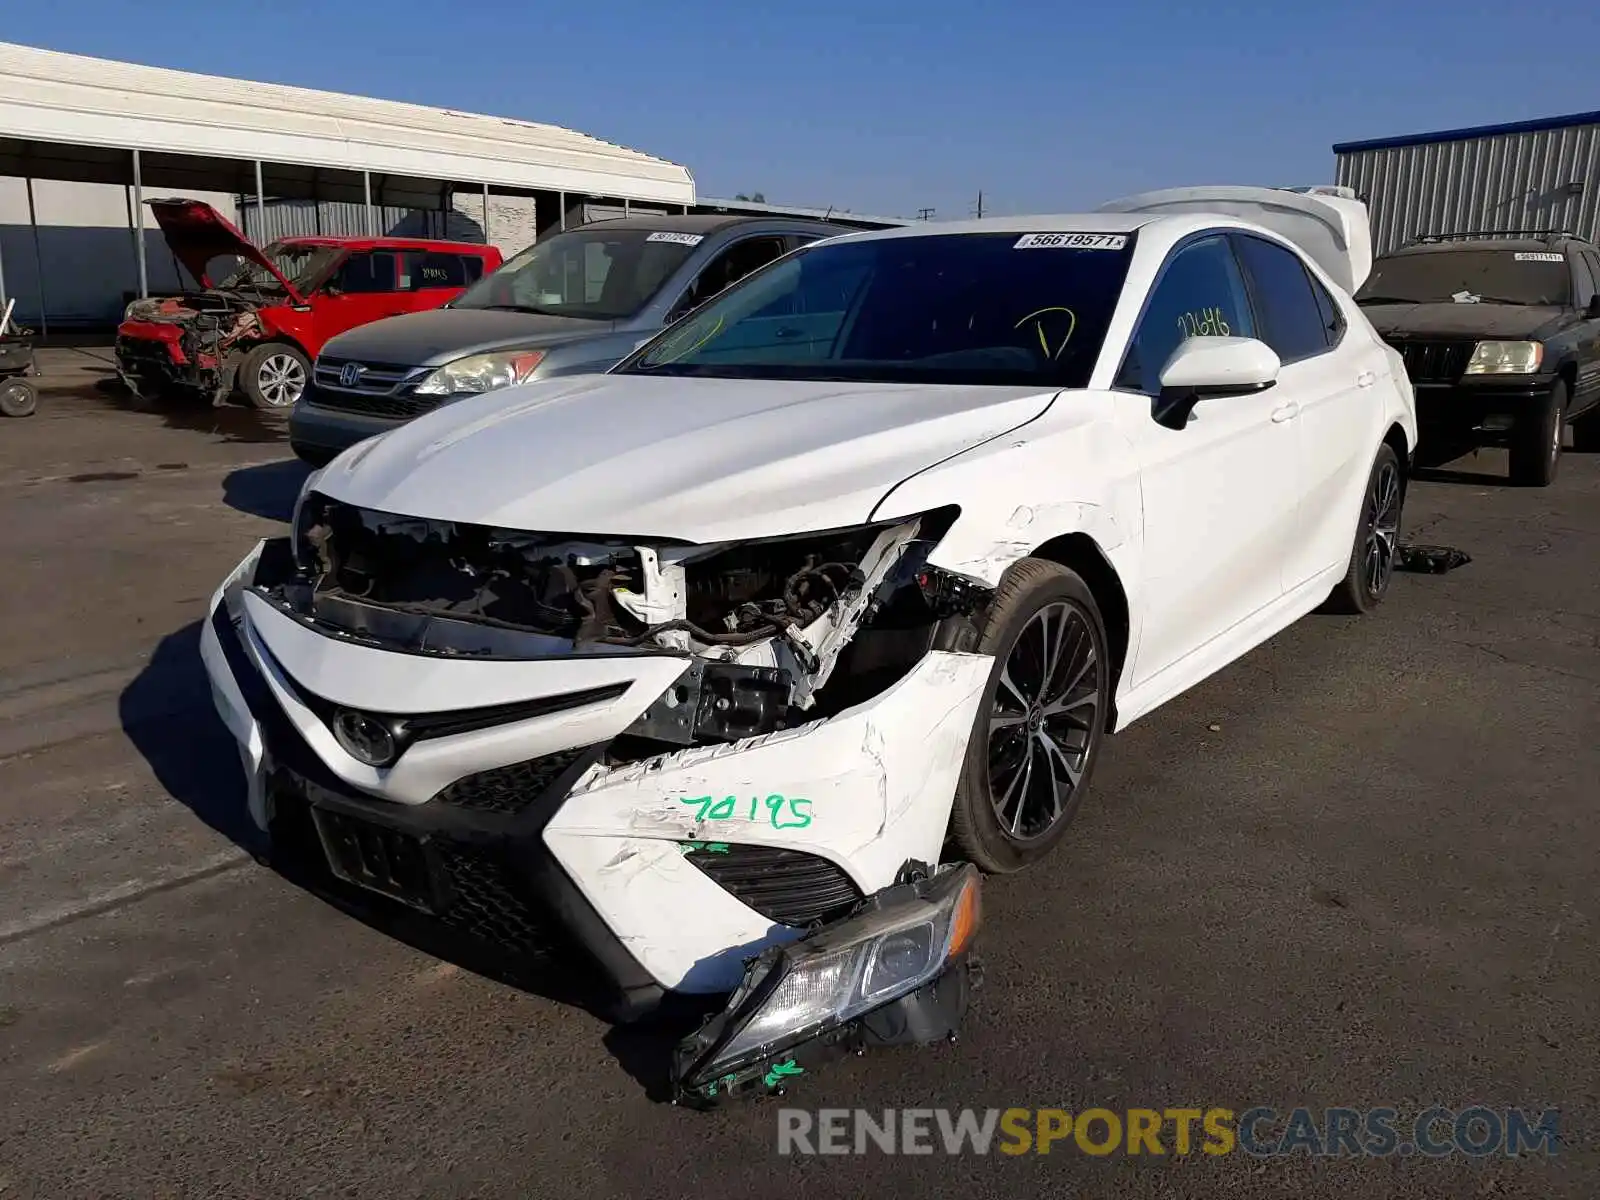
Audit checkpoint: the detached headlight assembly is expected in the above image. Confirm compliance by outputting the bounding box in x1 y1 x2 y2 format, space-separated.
413 350 546 397
1464 340 1543 375
671 863 982 1105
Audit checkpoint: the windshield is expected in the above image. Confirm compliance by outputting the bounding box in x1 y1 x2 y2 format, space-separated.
450 226 701 320
1357 249 1571 306
215 242 342 294
618 231 1134 386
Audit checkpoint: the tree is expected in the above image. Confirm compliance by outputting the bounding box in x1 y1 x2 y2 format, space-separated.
734 192 767 203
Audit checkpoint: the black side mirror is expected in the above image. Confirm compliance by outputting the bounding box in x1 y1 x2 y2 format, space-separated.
1152 379 1275 431
1152 388 1200 431
1586 293 1600 319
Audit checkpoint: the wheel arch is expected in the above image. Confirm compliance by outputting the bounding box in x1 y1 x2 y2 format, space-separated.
249 334 313 359
1555 358 1579 407
1382 421 1411 498
1025 532 1130 726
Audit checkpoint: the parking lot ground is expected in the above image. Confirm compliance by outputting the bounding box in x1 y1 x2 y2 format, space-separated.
1 352 1597 1198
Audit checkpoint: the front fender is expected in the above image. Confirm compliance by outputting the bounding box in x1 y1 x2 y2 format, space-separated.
868 392 1142 590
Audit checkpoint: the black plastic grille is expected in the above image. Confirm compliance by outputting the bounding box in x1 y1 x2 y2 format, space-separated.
434 748 589 815
1389 339 1474 383
434 844 561 958
682 843 863 928
313 807 436 910
304 386 445 420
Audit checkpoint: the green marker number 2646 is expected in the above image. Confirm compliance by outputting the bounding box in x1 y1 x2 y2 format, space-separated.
680 794 813 830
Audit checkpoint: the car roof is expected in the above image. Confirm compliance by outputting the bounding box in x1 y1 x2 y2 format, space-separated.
1387 237 1592 257
837 213 1152 240
276 236 499 253
566 213 845 234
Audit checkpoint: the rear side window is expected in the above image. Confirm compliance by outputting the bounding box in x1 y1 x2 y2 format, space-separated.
1116 235 1256 392
1310 268 1345 345
462 255 486 284
1233 234 1332 363
401 251 470 291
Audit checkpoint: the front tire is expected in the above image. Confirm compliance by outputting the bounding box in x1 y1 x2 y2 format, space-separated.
1508 381 1564 487
239 343 310 411
1322 442 1403 615
0 379 37 418
947 558 1112 874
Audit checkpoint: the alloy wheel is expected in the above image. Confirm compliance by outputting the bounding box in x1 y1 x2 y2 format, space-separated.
257 352 307 408
987 601 1104 841
1363 458 1401 599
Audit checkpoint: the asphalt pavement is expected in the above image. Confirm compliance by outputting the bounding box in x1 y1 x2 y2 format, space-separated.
1 348 1596 1198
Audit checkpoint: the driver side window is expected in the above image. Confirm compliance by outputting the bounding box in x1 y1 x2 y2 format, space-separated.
331 251 397 295
1116 236 1256 393
671 236 789 318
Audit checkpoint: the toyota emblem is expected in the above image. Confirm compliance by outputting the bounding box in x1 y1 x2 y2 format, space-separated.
338 362 366 388
332 709 398 767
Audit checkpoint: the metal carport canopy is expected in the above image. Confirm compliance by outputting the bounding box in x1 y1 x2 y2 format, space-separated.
0 40 695 204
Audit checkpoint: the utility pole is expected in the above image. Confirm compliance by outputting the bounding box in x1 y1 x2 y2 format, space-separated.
917 207 935 221
973 190 985 219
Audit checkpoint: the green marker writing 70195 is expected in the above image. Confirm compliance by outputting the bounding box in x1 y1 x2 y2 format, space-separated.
680 794 813 830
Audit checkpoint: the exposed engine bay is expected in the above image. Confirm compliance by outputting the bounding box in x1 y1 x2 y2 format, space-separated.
250 493 991 756
117 292 266 402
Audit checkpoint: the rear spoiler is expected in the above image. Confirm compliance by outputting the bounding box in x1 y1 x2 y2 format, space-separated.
1096 185 1373 294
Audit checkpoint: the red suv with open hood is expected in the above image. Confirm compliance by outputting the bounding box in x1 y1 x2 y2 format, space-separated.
115 199 502 411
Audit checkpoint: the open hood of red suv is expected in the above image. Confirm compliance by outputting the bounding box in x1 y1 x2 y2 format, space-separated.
145 199 305 302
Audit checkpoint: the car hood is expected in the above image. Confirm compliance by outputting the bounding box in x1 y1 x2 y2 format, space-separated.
320 306 615 366
145 199 301 300
1360 301 1569 341
314 373 1059 542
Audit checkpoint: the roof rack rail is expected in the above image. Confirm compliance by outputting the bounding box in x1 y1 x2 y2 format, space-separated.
1413 229 1574 244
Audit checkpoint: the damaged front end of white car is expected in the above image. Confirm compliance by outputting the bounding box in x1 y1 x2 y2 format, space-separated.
197 214 1174 1100
201 474 1000 1100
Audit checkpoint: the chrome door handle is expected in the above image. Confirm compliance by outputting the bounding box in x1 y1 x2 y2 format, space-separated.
1270 400 1301 423
1356 370 1376 388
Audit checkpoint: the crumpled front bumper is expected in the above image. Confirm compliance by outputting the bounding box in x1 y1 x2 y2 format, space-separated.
199 539 993 1012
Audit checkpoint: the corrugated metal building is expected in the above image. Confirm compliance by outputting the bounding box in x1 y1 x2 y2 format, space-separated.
0 39 905 330
1334 110 1600 257
0 39 695 328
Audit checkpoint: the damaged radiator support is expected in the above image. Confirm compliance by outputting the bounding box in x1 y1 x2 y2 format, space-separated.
624 660 793 748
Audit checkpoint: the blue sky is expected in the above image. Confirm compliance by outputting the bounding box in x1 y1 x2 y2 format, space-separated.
10 0 1600 219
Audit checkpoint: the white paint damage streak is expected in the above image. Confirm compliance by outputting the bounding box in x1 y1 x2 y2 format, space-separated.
861 719 891 838
943 500 1124 585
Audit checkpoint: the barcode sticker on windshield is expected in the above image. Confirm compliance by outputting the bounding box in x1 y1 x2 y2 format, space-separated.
1014 233 1128 251
647 232 705 246
1514 252 1563 262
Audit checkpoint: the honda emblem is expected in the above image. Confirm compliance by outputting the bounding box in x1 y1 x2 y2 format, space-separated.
338 362 365 388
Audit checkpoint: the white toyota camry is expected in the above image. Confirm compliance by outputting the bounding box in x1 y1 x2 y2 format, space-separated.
200 186 1416 1095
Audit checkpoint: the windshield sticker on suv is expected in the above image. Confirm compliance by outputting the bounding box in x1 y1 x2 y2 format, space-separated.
646 231 705 246
1014 232 1128 250
1514 252 1563 262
